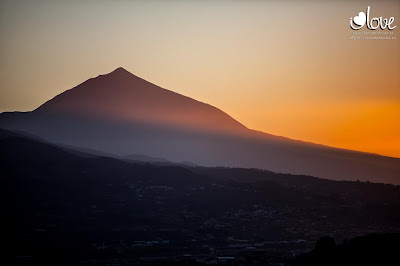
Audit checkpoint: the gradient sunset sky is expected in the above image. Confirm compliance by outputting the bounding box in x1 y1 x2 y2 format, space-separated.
0 0 399 157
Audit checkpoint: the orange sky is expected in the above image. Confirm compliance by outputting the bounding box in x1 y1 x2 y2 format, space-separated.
0 0 399 157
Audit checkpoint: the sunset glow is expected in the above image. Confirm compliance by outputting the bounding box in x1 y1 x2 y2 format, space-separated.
0 0 399 157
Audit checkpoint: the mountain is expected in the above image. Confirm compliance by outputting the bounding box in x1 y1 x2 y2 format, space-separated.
1 68 399 184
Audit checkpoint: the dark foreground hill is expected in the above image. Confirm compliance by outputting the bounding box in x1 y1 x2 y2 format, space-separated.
291 233 400 266
1 129 400 265
1 68 399 184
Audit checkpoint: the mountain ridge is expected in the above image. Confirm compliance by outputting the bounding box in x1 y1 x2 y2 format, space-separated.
11 67 394 158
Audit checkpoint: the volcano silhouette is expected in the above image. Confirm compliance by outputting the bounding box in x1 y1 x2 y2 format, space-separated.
1 67 399 184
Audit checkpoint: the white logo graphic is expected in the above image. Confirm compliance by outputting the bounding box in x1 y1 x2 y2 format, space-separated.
350 6 396 30
352 12 366 28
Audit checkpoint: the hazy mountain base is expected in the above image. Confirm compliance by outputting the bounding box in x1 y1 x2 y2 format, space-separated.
1 111 399 185
1 129 400 265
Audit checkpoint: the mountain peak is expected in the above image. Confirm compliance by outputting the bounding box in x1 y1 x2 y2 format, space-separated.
107 67 134 77
112 67 129 73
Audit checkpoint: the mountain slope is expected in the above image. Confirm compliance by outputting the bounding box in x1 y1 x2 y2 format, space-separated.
34 67 246 133
0 68 399 184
